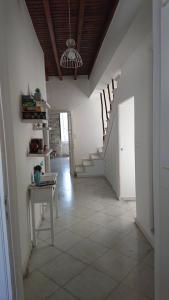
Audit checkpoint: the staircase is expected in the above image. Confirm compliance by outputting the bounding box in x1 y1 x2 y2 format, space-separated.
74 76 120 178
75 147 104 177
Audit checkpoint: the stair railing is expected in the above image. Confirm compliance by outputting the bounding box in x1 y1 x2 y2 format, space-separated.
100 78 117 142
107 83 112 111
103 89 109 122
100 93 105 140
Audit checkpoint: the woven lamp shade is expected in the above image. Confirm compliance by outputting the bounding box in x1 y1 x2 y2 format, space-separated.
60 38 83 69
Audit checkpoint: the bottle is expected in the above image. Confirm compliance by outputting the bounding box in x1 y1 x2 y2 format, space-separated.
31 172 34 184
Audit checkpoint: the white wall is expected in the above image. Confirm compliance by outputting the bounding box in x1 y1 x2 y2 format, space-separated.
104 6 153 243
92 1 152 93
0 0 47 271
89 0 144 95
47 77 103 165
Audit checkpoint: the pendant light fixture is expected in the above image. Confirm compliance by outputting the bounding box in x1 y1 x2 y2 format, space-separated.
60 0 83 69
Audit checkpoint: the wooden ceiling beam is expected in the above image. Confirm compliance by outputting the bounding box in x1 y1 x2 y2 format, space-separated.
74 0 85 80
88 0 119 77
43 0 63 80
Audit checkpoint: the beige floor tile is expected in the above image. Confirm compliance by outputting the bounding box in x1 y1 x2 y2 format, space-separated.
28 246 61 272
24 271 58 300
54 230 82 251
123 263 154 299
86 211 115 226
47 288 77 300
40 252 86 286
89 227 122 248
112 235 152 261
65 266 118 300
93 250 138 281
142 251 154 268
106 284 150 300
68 220 101 238
68 238 108 264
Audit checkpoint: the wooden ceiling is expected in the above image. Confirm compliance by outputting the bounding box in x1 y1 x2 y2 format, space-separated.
25 0 119 80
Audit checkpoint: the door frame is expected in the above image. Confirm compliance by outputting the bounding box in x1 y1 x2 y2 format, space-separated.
49 109 75 175
153 0 166 299
0 86 24 299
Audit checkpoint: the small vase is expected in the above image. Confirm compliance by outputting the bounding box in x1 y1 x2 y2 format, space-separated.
34 171 41 185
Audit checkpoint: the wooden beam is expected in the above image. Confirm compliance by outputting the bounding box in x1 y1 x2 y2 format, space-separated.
88 0 119 77
100 93 105 139
74 0 85 80
43 0 63 80
45 65 49 81
103 89 109 121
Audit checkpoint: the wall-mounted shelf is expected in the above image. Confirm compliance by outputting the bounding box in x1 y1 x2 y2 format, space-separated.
27 149 52 157
21 92 51 172
33 127 52 131
22 119 48 124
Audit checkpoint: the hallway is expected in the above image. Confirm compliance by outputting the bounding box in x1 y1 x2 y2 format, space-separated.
24 160 154 300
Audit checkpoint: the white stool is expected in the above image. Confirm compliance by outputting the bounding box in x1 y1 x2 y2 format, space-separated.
29 181 57 247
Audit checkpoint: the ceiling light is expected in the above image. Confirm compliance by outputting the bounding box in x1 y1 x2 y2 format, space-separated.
60 0 83 69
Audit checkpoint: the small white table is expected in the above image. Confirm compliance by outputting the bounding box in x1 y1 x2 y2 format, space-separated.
29 173 58 247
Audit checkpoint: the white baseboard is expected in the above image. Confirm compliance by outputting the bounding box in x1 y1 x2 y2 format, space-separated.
119 197 136 201
77 174 105 178
135 218 154 248
22 243 33 277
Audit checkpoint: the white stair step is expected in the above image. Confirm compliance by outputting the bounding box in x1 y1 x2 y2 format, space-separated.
97 147 103 153
90 153 101 160
97 149 103 158
75 165 85 173
82 159 94 167
77 159 104 177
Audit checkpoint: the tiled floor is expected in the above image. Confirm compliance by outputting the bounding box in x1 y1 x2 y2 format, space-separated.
24 157 154 300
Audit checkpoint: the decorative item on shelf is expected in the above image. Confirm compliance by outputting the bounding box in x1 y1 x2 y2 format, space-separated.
44 145 48 153
34 88 42 101
22 111 46 120
22 95 36 109
33 122 42 130
29 138 43 154
21 93 47 120
34 165 42 185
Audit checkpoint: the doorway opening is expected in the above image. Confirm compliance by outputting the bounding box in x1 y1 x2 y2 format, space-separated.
118 97 136 214
49 110 74 177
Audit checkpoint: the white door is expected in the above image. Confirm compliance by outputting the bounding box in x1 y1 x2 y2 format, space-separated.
0 109 12 300
118 97 136 200
67 112 74 175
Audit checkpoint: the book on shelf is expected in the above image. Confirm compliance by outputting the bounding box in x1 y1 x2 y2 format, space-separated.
22 112 46 120
21 94 48 120
23 106 45 112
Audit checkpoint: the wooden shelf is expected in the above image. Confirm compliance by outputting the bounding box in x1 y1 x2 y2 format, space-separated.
27 149 52 157
22 119 48 124
33 127 52 131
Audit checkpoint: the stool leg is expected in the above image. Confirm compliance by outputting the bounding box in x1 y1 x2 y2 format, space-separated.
42 203 45 220
50 201 54 246
31 201 36 247
55 187 58 218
